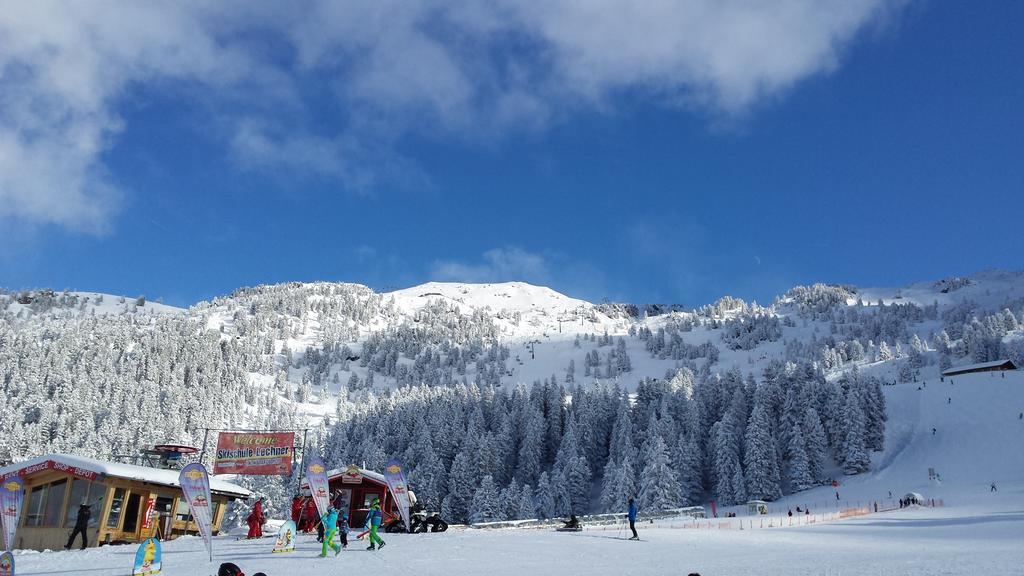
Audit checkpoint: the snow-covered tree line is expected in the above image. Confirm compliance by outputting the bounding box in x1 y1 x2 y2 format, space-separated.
322 361 885 523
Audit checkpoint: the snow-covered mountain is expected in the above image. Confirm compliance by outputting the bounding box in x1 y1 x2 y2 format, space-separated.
1 270 1022 524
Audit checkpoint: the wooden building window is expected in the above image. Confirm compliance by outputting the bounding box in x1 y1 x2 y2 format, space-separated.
107 488 127 529
175 498 192 522
64 478 100 528
25 484 48 527
43 478 67 526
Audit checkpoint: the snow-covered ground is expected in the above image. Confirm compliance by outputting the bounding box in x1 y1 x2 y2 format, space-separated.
16 370 1024 575
14 501 1023 576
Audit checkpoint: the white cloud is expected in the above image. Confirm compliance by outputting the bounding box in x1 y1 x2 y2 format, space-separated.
432 247 551 284
0 0 905 232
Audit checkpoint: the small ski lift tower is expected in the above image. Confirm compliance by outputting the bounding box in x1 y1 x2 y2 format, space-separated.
139 442 199 469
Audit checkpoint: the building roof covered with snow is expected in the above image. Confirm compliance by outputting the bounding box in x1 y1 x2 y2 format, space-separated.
0 453 250 498
941 359 1017 377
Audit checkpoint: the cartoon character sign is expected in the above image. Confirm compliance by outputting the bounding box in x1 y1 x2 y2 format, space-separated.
272 520 297 553
0 551 13 576
132 538 162 575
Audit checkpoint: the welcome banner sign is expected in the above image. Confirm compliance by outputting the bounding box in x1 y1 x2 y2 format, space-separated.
213 432 294 476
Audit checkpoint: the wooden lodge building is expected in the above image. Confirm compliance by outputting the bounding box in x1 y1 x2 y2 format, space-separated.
0 454 250 551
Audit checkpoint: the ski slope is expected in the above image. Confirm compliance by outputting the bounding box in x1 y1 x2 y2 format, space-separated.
12 501 1023 576
712 368 1024 519
15 369 1024 575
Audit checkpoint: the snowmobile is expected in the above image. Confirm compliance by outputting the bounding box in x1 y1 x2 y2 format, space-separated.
555 515 581 532
382 509 449 533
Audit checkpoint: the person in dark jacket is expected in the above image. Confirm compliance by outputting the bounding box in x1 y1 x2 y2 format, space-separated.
332 490 347 511
218 562 244 576
64 500 93 550
627 498 638 540
338 511 350 549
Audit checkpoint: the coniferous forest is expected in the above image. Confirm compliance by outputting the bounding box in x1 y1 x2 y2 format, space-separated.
2 273 1023 524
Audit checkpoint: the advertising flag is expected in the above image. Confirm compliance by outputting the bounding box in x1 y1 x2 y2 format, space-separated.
383 458 412 533
305 456 331 521
0 551 13 576
178 464 213 561
272 520 297 553
0 477 24 552
132 537 162 575
213 432 295 476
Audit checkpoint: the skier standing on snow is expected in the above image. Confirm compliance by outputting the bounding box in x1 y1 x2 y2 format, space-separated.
627 498 639 540
64 499 93 550
338 511 350 549
320 507 342 557
246 498 265 539
367 497 386 550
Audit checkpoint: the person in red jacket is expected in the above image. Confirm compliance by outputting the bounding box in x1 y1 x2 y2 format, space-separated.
290 495 303 525
301 497 319 533
246 498 265 539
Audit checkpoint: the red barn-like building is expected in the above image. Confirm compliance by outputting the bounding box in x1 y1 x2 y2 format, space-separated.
301 464 399 528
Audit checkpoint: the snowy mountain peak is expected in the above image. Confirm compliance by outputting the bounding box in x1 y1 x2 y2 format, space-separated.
387 281 592 314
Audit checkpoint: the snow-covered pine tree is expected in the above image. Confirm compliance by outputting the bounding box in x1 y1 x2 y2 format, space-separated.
638 435 681 511
534 472 556 519
840 391 871 474
470 475 502 523
785 425 815 492
599 455 636 512
444 451 477 523
565 455 591 514
509 483 532 520
743 401 782 501
711 420 746 505
515 407 544 486
801 408 829 482
674 433 703 505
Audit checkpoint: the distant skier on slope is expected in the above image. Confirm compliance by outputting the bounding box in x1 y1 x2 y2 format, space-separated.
367 497 386 550
627 498 639 540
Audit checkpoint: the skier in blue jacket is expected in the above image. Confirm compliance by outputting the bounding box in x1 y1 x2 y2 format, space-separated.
367 498 386 550
320 507 342 557
627 498 638 540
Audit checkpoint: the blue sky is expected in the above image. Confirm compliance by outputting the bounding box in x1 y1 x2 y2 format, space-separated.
1 1 1021 307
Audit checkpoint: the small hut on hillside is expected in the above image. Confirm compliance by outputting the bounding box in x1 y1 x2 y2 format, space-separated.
941 359 1017 377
